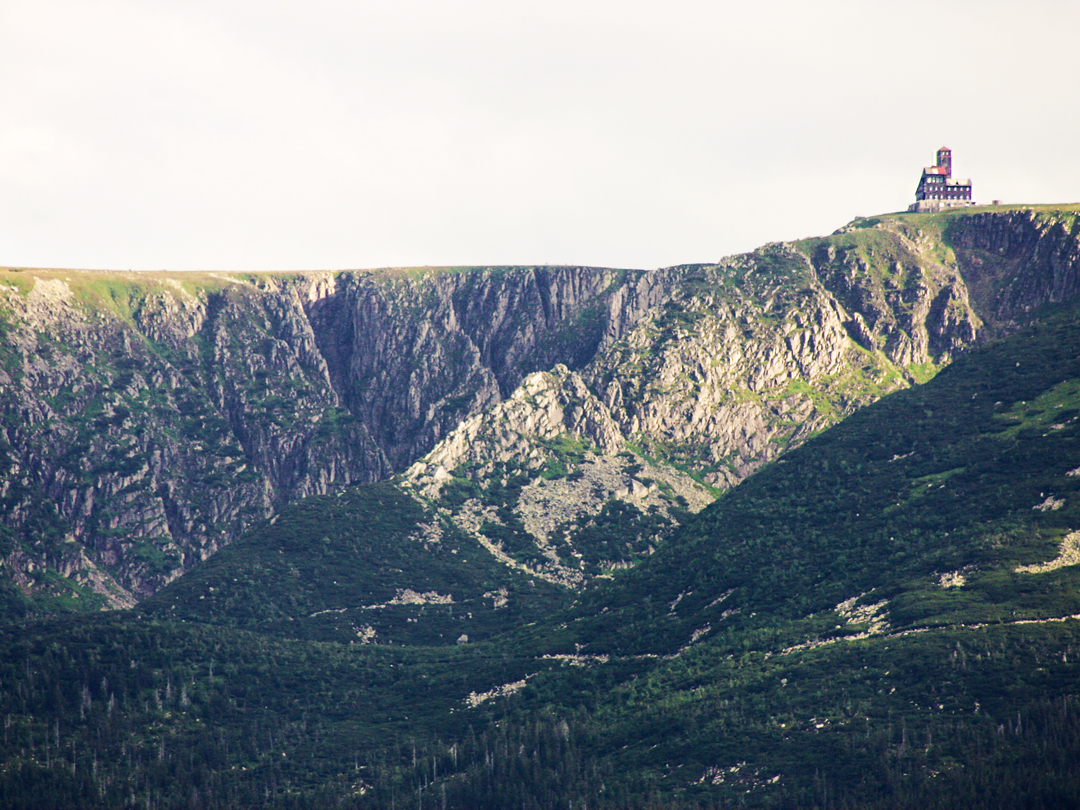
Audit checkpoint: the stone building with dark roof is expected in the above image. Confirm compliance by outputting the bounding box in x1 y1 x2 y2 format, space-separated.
908 147 974 212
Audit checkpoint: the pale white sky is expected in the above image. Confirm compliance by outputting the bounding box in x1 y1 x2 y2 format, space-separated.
1 0 1077 271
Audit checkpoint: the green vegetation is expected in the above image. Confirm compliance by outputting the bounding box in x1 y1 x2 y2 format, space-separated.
993 378 1080 439
906 359 941 384
537 433 591 479
141 482 568 646
0 268 242 323
551 499 675 574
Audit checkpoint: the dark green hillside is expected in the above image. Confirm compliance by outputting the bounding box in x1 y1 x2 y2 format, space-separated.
455 295 1080 807
7 279 1080 808
559 296 1080 658
383 292 1080 808
141 482 569 645
0 611 550 810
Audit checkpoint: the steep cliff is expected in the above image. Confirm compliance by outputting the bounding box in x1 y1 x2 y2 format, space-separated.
401 207 1080 582
0 266 650 607
1 205 1078 608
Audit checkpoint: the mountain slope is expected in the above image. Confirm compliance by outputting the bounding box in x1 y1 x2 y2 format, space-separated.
400 206 1080 587
560 294 1080 658
5 234 1080 808
138 482 569 646
442 291 1080 808
0 265 639 605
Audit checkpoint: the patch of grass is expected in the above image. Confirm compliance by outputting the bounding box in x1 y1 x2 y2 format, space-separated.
537 434 592 480
993 378 1080 439
907 360 941 384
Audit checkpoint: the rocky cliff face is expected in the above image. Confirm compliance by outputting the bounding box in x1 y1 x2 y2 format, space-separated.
946 208 1080 330
0 266 649 606
405 208 1079 584
2 206 1078 608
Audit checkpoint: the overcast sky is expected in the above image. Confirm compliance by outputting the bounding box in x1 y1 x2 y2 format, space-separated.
2 0 1077 272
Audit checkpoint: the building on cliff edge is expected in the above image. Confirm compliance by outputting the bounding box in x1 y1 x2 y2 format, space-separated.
908 146 975 212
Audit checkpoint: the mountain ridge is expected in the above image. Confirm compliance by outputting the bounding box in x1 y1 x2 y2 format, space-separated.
4 205 1080 808
6 262 1080 808
1 205 1078 608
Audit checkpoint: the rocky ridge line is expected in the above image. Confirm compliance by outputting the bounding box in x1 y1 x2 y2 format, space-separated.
1 207 1078 606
